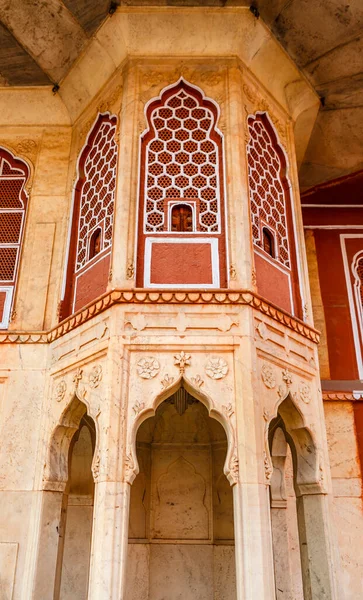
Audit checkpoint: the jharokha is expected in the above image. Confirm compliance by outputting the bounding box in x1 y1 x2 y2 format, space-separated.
0 4 362 600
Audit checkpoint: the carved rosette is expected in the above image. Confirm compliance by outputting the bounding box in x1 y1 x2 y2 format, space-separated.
89 364 102 389
205 357 228 380
137 357 160 379
261 363 276 389
54 380 67 403
299 382 311 404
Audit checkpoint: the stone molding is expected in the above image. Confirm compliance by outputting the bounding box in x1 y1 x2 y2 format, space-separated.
322 391 363 401
0 289 320 345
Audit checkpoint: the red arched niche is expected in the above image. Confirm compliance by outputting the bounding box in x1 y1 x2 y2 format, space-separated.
62 114 118 318
136 79 227 288
247 113 302 317
0 147 29 328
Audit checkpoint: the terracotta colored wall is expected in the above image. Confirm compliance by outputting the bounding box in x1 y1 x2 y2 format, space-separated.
313 229 359 380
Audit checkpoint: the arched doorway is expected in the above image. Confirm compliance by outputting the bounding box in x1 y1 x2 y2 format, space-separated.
55 414 96 600
126 384 236 600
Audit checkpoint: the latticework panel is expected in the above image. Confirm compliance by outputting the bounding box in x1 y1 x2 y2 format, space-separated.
76 117 118 271
247 114 291 268
144 87 221 233
0 152 28 286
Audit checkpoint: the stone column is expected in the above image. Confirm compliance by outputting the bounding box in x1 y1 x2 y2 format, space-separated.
233 337 275 600
270 499 294 600
296 492 339 600
88 480 130 600
225 64 255 290
30 487 65 599
110 64 139 289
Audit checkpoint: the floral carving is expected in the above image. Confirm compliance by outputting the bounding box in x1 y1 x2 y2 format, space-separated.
229 453 239 483
261 363 276 389
137 357 160 379
264 451 273 482
92 453 100 481
73 368 83 391
229 264 237 280
282 369 293 387
256 321 268 340
133 400 145 415
222 403 234 419
205 357 228 380
124 452 135 482
174 351 191 374
55 380 67 403
161 374 174 389
89 364 102 389
191 374 204 389
127 261 135 279
299 382 311 404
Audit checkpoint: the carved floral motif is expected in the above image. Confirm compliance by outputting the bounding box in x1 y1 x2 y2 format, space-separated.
191 374 204 389
261 363 276 389
264 451 273 482
133 400 145 415
222 403 234 419
174 351 191 374
205 357 228 380
161 374 174 389
255 321 268 340
137 357 160 379
73 368 83 391
299 382 311 404
89 364 102 389
55 380 67 403
92 453 100 481
229 453 239 483
282 369 293 387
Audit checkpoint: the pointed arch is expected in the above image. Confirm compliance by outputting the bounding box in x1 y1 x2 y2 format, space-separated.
128 374 236 486
0 146 30 328
61 112 118 319
247 112 302 316
44 393 98 490
136 78 228 288
268 392 318 490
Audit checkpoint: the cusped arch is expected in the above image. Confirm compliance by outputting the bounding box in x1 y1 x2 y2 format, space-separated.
44 391 98 491
267 391 319 491
127 374 237 486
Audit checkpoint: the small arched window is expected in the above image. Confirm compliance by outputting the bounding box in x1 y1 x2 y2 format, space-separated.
89 228 102 260
262 227 275 258
171 204 193 232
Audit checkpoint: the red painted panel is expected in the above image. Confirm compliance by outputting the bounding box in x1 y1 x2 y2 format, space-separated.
254 251 292 314
74 253 110 313
0 291 6 322
314 230 359 379
150 242 213 285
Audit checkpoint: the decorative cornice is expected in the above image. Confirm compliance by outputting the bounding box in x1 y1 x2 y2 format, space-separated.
322 391 363 402
0 289 320 345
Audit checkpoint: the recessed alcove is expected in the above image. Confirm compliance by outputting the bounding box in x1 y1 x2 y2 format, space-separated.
127 385 236 600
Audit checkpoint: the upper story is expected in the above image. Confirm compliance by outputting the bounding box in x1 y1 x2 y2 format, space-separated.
0 8 320 333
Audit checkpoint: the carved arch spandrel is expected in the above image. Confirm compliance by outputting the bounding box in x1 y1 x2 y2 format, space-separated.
124 373 238 487
44 364 105 491
264 390 321 494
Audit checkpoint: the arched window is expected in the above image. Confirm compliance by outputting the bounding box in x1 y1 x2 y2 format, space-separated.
171 204 193 232
136 79 227 288
0 147 29 328
247 112 301 316
62 113 118 318
89 227 102 260
262 227 275 258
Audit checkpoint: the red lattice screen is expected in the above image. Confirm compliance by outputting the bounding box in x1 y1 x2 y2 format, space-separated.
247 114 290 268
137 79 227 288
144 86 221 233
62 113 118 318
76 117 117 271
0 147 29 327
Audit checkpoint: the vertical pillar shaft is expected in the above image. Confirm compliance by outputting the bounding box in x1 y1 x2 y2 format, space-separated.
88 480 130 600
296 493 339 600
